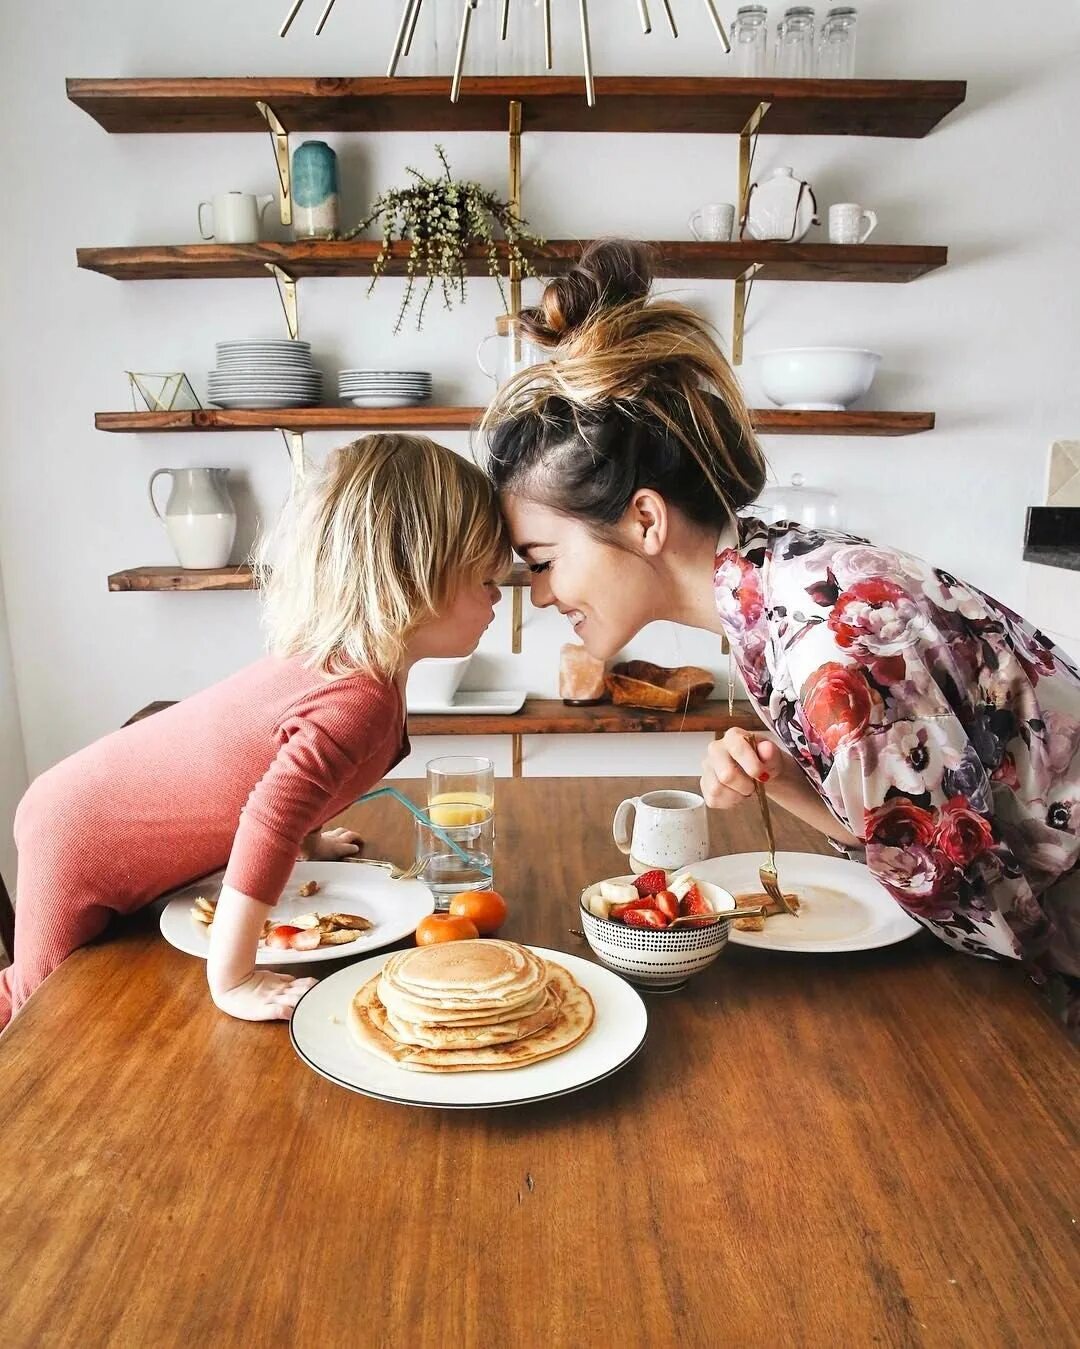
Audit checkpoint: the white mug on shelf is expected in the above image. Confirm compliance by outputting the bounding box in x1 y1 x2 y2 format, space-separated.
828 202 878 245
613 790 710 874
688 202 736 242
197 192 275 244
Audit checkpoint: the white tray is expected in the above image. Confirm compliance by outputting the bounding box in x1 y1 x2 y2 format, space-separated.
407 690 527 715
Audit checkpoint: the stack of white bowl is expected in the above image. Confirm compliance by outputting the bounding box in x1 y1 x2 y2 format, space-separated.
338 369 433 408
208 339 323 409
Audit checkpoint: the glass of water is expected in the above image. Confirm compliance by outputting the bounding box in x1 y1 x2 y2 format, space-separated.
415 803 495 909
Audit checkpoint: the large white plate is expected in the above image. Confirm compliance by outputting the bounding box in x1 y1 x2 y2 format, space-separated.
406 689 527 715
346 395 430 408
159 861 435 966
210 395 322 408
290 945 648 1109
675 852 921 953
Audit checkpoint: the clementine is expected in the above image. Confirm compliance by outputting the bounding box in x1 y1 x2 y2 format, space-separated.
415 912 479 945
448 889 508 935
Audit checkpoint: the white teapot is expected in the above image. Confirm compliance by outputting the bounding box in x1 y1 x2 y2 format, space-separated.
742 167 819 243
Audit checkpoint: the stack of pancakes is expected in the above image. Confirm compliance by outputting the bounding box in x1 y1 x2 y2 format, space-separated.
349 940 594 1073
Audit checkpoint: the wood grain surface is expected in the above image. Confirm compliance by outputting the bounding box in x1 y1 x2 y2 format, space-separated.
0 778 1075 1348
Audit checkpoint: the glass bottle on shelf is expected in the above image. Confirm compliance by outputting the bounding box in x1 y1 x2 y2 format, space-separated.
775 6 816 78
818 6 857 78
731 6 770 77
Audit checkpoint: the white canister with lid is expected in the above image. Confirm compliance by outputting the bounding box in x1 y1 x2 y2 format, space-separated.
754 474 841 531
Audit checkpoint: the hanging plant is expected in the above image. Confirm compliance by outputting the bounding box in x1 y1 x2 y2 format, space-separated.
343 145 545 333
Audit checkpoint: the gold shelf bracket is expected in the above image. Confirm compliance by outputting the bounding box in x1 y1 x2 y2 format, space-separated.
737 100 771 224
256 100 292 226
512 732 523 778
732 262 763 367
276 428 307 485
265 263 300 340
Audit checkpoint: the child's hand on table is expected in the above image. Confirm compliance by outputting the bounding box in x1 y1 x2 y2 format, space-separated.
207 884 317 1022
211 968 317 1022
301 827 364 862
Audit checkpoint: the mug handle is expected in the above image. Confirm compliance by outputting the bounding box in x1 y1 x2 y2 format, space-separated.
858 209 878 243
612 798 639 856
688 210 704 241
148 469 173 524
256 193 276 219
476 333 499 380
197 201 215 241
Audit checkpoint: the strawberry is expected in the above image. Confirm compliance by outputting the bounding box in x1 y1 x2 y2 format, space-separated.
678 882 715 927
610 896 657 921
289 928 322 952
266 924 303 949
653 889 679 922
634 869 668 898
623 906 668 929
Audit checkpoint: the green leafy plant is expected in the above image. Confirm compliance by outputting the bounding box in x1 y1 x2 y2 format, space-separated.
344 145 545 332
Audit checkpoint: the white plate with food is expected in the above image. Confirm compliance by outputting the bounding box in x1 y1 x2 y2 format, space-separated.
674 852 921 953
159 861 435 966
290 942 648 1109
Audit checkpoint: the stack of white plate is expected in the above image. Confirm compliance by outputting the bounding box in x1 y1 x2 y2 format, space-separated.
208 340 323 409
338 370 433 408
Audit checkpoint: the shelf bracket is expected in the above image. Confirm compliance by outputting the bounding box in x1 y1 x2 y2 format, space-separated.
265 263 300 340
732 262 762 366
511 588 524 654
512 732 523 778
737 100 771 226
256 100 292 226
277 428 307 485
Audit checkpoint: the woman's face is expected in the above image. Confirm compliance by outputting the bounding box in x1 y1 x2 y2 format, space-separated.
501 493 663 660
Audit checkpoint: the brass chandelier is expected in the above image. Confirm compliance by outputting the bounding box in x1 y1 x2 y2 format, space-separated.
278 0 731 105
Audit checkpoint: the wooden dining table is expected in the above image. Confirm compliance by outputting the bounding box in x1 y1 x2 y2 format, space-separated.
1 776 1077 1347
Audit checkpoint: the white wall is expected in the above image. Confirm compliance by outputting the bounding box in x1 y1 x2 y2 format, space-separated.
0 566 28 885
1 0 1078 789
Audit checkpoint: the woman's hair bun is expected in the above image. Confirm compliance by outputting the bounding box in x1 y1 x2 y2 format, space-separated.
519 239 654 348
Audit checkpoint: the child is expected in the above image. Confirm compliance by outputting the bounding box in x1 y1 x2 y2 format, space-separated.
2 434 509 1026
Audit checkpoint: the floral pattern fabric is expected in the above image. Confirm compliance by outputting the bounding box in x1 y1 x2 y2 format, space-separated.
714 516 1080 1006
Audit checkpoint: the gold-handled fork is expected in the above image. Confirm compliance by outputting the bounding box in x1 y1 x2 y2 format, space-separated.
344 857 426 881
754 780 799 916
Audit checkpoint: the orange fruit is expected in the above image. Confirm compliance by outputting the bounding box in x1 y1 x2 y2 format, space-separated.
448 889 508 936
415 912 480 945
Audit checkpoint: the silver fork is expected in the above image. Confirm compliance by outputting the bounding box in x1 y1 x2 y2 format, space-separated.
754 781 799 916
344 857 426 881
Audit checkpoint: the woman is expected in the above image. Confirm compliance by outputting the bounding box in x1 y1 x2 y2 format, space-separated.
482 240 1080 1030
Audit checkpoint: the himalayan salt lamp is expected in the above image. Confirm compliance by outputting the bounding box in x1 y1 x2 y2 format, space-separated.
560 643 607 705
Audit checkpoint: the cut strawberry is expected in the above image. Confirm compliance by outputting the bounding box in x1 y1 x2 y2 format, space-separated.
266 924 303 949
678 883 715 927
610 896 657 920
634 869 668 898
653 889 679 922
289 928 322 952
623 906 668 929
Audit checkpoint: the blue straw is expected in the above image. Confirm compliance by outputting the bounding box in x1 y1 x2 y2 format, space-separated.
353 784 493 879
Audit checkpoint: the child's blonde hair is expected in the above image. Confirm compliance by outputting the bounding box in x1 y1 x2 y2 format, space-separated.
256 434 510 679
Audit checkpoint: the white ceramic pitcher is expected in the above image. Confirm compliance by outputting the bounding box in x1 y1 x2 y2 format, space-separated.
149 467 237 569
476 314 546 387
197 192 275 243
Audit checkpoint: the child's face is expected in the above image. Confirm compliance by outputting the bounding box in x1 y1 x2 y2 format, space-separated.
412 576 502 660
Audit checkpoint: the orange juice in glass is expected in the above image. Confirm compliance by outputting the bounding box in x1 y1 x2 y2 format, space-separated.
426 756 494 828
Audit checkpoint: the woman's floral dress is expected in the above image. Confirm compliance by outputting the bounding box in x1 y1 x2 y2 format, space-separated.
714 515 1080 1028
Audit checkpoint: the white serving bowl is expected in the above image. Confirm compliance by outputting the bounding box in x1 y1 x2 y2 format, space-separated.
579 874 737 992
757 347 882 411
406 656 470 709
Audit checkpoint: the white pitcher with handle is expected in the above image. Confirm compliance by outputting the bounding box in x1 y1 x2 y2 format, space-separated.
476 314 546 387
149 467 237 569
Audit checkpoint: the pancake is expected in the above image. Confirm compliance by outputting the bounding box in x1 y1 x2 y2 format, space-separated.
384 983 563 1050
349 961 595 1073
378 941 548 1018
380 984 552 1029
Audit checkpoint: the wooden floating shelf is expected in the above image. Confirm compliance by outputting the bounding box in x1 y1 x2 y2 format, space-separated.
107 563 534 592
77 239 947 284
125 697 758 736
96 408 936 437
67 76 966 139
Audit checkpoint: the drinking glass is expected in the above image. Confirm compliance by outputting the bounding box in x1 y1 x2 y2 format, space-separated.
731 5 770 76
775 6 816 77
818 6 857 77
415 804 495 909
426 755 495 826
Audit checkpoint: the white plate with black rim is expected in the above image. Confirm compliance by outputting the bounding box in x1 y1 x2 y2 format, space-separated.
674 852 921 954
159 861 435 966
290 945 648 1109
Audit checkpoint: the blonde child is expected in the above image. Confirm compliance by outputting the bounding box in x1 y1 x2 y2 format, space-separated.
1 435 508 1026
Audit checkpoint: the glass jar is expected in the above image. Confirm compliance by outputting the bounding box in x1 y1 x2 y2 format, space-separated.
754 474 841 531
731 6 770 77
775 6 816 78
819 6 857 77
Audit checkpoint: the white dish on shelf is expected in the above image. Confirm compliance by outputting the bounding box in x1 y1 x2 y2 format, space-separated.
210 394 322 408
346 395 431 408
756 347 881 411
406 655 471 706
407 690 528 715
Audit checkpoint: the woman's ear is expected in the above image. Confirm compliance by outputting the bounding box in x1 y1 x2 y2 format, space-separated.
630 489 669 557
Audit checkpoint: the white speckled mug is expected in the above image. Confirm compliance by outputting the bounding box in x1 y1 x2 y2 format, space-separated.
613 790 710 875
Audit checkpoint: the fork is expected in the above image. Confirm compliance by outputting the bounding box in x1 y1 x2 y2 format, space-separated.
344 857 426 881
754 781 799 917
